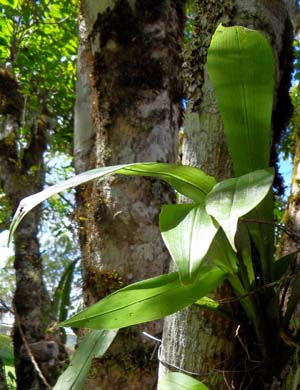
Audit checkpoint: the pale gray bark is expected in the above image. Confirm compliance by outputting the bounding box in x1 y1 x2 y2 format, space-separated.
159 1 295 389
74 1 185 388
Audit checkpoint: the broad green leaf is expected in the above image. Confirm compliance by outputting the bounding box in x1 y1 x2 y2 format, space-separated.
9 163 215 244
206 169 274 251
205 229 238 273
158 372 208 390
53 330 117 390
207 24 274 176
60 267 226 330
160 203 218 284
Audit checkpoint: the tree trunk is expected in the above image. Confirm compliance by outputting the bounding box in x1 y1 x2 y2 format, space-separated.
276 9 300 388
74 1 185 389
0 70 65 389
159 1 294 389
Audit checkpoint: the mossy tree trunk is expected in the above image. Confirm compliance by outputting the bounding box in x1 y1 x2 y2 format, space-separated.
0 70 65 389
276 12 300 388
159 1 295 389
74 1 185 389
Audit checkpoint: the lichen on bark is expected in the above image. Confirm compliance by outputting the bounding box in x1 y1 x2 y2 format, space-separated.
74 1 185 388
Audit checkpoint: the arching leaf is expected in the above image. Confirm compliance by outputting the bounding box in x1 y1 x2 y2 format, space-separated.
9 163 215 244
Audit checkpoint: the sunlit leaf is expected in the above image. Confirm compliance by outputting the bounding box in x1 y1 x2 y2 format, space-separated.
207 24 274 176
158 372 208 390
9 163 215 244
205 229 238 273
119 163 216 202
53 330 117 390
60 266 226 330
160 203 218 284
206 169 274 250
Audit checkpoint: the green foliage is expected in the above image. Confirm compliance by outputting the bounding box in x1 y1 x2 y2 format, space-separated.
53 258 80 324
9 163 216 242
158 372 208 390
160 203 218 284
207 24 274 176
9 23 299 388
206 169 274 250
0 0 78 152
60 267 226 330
0 335 14 367
53 329 117 390
0 255 15 307
0 335 16 388
0 0 79 313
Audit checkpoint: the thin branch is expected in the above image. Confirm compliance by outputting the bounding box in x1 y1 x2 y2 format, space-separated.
39 16 70 25
13 305 51 389
216 274 296 305
0 299 14 315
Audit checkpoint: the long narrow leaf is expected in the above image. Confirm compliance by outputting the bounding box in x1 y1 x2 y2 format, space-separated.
53 258 79 323
246 193 275 282
158 372 208 390
160 203 218 284
235 223 255 287
206 169 274 250
53 329 117 390
60 267 226 330
9 163 215 243
207 24 274 176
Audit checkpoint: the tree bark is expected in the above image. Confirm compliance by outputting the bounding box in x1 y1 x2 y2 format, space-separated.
159 1 294 389
276 8 300 388
0 69 65 389
74 1 185 389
